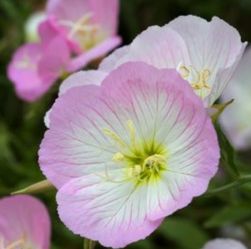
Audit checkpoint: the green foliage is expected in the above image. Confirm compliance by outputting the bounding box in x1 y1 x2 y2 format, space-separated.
216 125 239 178
159 217 209 249
205 203 251 228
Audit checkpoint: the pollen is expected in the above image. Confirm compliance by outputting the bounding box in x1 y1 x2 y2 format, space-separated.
178 64 211 91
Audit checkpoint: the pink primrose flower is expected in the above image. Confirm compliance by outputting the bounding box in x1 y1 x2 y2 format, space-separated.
99 15 247 107
0 195 50 249
8 0 121 102
39 62 219 248
45 0 121 71
7 36 70 102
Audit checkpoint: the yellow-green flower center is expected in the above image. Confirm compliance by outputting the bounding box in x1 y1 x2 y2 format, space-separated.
104 120 167 185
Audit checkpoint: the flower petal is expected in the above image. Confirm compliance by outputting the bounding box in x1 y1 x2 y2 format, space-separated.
59 70 108 95
7 43 53 102
168 15 247 104
100 62 219 220
0 195 50 249
219 47 251 149
99 45 129 72
67 36 121 72
38 36 71 83
57 173 163 248
115 25 190 70
202 239 247 249
47 0 90 22
47 0 119 34
44 70 107 129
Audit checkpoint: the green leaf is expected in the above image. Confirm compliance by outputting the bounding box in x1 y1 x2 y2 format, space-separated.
205 204 251 228
159 217 209 249
216 125 239 177
129 239 156 249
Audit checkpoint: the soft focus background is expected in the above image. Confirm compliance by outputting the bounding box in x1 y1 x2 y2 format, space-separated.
1 1 251 248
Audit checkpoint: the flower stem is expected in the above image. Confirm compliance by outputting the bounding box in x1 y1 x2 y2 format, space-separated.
83 239 96 249
206 174 251 196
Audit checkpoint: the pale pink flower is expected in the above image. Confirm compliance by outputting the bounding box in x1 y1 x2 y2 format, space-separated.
100 15 247 107
39 62 219 248
0 195 50 249
45 0 121 71
7 36 70 102
8 0 121 102
202 239 247 249
220 47 251 150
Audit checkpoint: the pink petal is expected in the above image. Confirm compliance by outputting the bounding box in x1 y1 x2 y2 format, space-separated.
46 0 121 62
67 36 121 72
47 0 91 23
44 70 108 128
0 195 50 249
57 173 163 248
87 0 120 34
59 70 108 95
99 45 129 71
47 0 119 34
7 43 54 102
38 36 71 83
39 84 103 188
114 25 190 70
38 19 59 46
168 15 247 105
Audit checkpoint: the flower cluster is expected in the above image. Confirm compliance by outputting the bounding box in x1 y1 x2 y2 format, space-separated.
5 1 250 248
7 0 121 102
38 15 247 248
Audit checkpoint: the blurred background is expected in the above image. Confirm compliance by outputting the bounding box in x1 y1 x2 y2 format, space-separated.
0 0 251 248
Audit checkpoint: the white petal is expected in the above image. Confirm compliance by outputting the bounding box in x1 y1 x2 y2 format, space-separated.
202 239 247 249
59 70 107 95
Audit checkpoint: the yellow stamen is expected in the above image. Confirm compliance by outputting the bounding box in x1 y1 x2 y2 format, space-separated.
143 154 166 171
178 64 211 91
